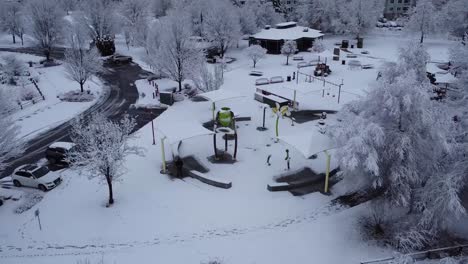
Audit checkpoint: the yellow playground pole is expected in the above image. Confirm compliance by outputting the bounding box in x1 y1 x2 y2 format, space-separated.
324 150 331 193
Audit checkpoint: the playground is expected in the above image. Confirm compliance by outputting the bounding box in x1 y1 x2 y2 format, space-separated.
0 33 463 264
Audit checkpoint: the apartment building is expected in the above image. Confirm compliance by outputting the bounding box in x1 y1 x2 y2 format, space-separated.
384 0 417 19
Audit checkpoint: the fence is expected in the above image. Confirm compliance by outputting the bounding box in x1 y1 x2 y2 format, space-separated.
296 69 344 103
0 79 45 116
360 244 468 264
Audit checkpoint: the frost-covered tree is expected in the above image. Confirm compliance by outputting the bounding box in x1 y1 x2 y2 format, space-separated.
281 40 297 65
449 42 468 76
151 0 172 18
148 11 204 91
118 0 151 48
69 113 140 206
405 0 440 43
344 0 383 39
238 5 258 35
0 1 26 45
203 0 241 58
79 0 117 56
245 44 267 68
193 63 223 92
26 0 63 61
249 0 282 30
398 43 430 84
58 0 78 15
299 0 341 33
440 0 468 38
0 89 23 173
64 22 102 93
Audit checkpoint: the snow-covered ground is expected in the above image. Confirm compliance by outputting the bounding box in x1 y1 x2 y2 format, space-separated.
0 51 103 140
0 31 459 264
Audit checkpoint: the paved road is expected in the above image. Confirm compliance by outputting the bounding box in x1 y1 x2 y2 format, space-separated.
0 47 165 178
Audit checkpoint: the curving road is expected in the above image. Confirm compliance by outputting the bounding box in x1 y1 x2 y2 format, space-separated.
0 47 165 178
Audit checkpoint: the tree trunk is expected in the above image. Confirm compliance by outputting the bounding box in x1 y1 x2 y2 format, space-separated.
20 35 24 46
253 60 256 68
178 80 182 92
286 56 289 65
420 32 424 44
80 82 84 93
45 50 51 61
12 34 16 44
106 167 114 206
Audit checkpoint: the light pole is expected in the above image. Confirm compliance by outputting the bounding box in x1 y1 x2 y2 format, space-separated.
324 150 331 193
160 137 167 174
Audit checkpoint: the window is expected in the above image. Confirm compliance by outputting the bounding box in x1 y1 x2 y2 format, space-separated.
390 0 394 3
398 0 402 3
390 7 394 10
15 171 31 177
404 0 409 3
403 7 408 11
397 7 401 10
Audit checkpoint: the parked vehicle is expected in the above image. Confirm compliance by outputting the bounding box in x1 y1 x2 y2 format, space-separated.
109 54 133 64
12 164 62 192
45 142 75 165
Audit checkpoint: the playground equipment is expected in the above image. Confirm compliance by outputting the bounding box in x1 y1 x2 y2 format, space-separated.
213 107 238 160
272 102 291 139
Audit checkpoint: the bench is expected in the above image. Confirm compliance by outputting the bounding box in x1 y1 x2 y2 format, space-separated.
189 170 232 189
297 62 309 68
362 64 374 69
293 55 304 61
346 54 358 58
269 76 284 83
255 78 270 86
249 70 263 76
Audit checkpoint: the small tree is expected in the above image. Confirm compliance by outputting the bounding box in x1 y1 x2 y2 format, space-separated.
245 44 267 68
203 0 241 58
26 0 63 61
0 2 25 45
193 63 223 92
64 22 102 92
281 40 297 65
1 54 26 83
405 0 439 43
69 114 141 206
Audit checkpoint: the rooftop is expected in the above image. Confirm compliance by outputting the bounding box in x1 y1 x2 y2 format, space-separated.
251 22 324 41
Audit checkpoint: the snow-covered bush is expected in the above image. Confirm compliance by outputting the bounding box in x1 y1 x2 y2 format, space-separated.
20 86 37 101
311 40 326 53
0 55 27 85
58 90 95 102
14 192 43 214
245 44 267 68
193 64 223 93
281 40 298 65
439 257 459 264
393 229 434 253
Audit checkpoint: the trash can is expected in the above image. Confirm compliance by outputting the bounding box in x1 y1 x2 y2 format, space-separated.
341 40 349 49
333 56 339 61
342 60 346 65
160 91 174 106
351 44 354 49
287 76 291 82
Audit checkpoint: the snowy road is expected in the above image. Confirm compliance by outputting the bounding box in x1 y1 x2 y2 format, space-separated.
0 48 165 178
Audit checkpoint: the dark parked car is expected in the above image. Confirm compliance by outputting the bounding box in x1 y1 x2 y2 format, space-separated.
45 142 76 165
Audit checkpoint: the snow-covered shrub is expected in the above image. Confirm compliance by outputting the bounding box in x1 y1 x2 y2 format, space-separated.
0 55 28 85
20 86 37 101
393 229 434 253
14 192 43 214
439 257 459 264
311 40 326 53
193 64 223 93
59 90 95 102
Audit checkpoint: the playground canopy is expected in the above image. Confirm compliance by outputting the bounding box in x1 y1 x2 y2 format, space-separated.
278 129 333 159
158 121 214 145
198 89 245 103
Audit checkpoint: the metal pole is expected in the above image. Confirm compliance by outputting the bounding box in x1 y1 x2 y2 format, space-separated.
324 150 331 193
293 90 297 110
262 107 266 128
151 119 155 145
212 101 216 124
161 137 167 174
338 85 342 104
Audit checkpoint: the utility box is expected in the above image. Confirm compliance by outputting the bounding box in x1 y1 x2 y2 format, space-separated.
160 92 174 106
333 48 340 56
341 40 349 49
357 38 364 48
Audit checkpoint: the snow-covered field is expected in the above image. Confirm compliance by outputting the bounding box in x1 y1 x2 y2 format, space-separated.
0 31 460 264
0 52 103 140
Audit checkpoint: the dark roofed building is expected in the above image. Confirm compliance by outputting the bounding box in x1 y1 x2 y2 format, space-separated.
249 22 324 54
